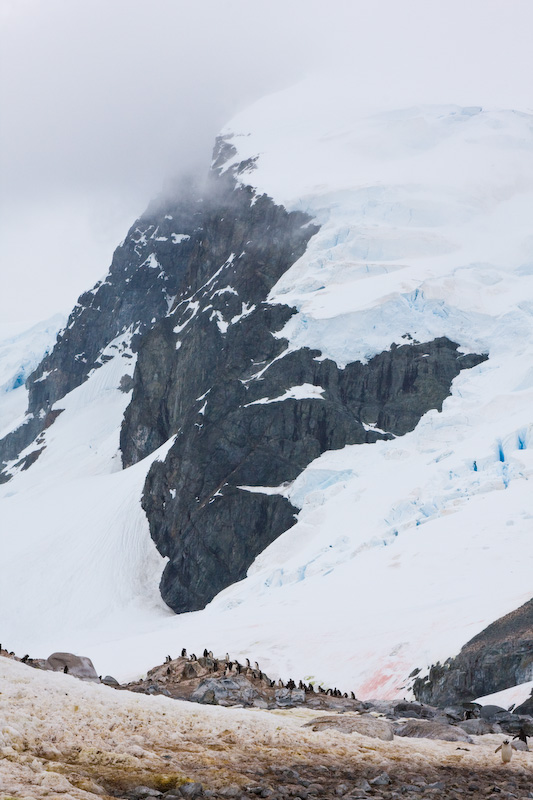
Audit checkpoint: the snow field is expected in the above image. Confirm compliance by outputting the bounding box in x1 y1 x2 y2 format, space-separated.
0 332 172 654
1 657 531 800
475 680 533 710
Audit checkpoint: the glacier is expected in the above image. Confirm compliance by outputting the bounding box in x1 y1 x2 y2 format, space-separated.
0 79 532 699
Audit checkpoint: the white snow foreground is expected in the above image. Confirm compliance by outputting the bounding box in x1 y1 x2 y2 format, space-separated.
1 81 533 699
0 657 530 800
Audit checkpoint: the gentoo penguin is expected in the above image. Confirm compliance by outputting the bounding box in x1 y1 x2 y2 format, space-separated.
495 739 516 763
513 729 529 750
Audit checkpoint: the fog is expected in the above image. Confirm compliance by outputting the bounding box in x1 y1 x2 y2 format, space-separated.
1 0 532 328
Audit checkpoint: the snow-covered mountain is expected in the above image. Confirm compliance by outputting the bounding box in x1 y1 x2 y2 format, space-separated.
1 79 532 701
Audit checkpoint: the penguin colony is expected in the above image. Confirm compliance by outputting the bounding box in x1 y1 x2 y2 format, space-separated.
166 647 358 698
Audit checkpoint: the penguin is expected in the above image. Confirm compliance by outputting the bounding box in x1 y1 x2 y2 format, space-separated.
166 666 171 675
203 648 208 658
21 654 29 663
236 662 241 674
181 648 187 658
246 658 251 668
189 653 197 662
350 691 356 700
225 652 230 662
165 655 171 663
513 729 529 750
495 739 516 763
254 661 260 670
63 665 69 674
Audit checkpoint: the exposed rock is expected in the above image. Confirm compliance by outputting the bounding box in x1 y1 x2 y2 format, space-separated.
131 786 163 798
180 783 204 798
413 597 533 706
458 718 499 735
370 773 391 786
303 714 394 741
191 676 260 705
479 705 507 720
393 719 472 742
275 688 306 706
101 674 120 686
44 651 99 681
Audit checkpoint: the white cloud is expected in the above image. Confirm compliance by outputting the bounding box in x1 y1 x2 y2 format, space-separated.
0 0 532 325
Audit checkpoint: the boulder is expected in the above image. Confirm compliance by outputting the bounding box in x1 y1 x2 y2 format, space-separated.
45 652 99 681
458 718 498 735
275 688 305 706
303 714 394 741
479 704 507 720
191 675 259 705
101 675 119 686
394 719 472 742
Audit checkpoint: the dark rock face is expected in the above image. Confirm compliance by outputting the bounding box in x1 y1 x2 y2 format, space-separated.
137 329 486 612
413 597 533 706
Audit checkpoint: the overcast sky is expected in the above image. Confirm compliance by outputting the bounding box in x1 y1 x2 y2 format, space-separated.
1 0 532 330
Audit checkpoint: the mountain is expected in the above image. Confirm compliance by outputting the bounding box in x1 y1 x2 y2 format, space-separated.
1 79 532 699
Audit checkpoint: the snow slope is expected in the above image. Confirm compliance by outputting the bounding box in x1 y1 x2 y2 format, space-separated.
1 80 532 698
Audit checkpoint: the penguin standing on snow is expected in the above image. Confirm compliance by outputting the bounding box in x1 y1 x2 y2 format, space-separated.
495 739 516 763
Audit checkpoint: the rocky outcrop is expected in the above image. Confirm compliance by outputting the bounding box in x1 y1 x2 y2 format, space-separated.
119 651 364 711
413 597 533 706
